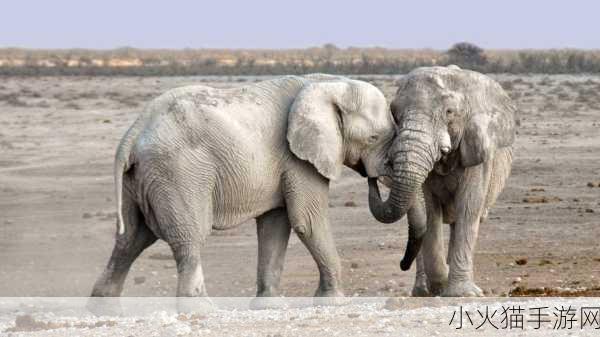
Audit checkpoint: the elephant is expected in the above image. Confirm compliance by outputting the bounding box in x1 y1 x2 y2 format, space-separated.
368 65 516 297
90 74 397 307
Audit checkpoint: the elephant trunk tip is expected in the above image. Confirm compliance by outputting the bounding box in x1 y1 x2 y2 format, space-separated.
400 231 425 271
399 245 420 271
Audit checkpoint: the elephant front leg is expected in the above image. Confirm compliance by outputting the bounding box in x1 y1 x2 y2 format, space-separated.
255 208 292 297
412 253 429 296
443 164 491 297
407 200 432 297
296 219 346 306
413 193 448 296
283 170 345 305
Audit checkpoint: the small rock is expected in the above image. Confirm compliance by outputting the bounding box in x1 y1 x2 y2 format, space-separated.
94 320 117 327
515 258 528 265
587 182 599 188
522 196 561 203
344 201 357 207
350 262 360 269
134 276 146 285
82 212 92 219
585 208 594 213
512 277 522 284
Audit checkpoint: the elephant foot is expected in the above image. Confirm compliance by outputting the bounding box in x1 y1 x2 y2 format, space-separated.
411 284 430 297
86 297 123 317
411 275 430 297
427 277 448 296
249 296 288 310
411 279 446 297
313 289 349 307
412 267 448 297
442 280 483 297
176 297 216 314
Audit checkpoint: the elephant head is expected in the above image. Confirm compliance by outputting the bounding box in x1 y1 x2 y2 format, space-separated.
368 65 517 270
287 78 395 182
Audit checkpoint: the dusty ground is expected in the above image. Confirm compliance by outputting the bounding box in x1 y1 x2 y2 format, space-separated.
4 297 600 336
1 74 600 302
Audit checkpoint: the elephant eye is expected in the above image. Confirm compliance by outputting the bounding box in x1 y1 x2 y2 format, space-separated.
368 135 379 144
446 108 454 115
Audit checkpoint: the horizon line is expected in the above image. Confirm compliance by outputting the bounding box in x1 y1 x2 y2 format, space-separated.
2 46 600 52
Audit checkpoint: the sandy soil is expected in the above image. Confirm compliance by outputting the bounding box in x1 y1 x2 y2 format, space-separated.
1 74 600 302
2 297 600 336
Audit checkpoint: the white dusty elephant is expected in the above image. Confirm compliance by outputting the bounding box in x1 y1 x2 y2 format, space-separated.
368 66 517 296
90 74 398 308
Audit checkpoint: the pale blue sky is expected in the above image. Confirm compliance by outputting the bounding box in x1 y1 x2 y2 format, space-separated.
2 0 598 49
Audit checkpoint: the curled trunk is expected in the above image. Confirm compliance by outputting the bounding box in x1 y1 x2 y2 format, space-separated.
368 135 435 270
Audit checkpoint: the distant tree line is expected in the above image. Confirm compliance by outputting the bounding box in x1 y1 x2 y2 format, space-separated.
1 43 600 76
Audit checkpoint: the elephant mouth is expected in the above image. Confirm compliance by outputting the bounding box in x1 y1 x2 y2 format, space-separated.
378 176 393 188
433 151 458 176
348 159 367 177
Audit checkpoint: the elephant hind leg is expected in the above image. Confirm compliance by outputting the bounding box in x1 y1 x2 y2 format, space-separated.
148 182 213 298
169 241 216 313
91 190 157 297
171 243 208 297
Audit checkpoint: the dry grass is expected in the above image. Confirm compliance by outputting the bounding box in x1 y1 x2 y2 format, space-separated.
2 46 600 76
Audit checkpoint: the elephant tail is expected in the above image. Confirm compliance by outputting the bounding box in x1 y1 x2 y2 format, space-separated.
114 118 145 235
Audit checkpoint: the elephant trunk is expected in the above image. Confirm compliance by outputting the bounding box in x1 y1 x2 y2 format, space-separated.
368 128 437 270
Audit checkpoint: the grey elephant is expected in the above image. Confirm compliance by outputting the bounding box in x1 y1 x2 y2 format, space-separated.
90 74 397 305
368 65 516 297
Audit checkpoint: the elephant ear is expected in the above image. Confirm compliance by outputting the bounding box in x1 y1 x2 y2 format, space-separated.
459 75 517 167
287 82 347 180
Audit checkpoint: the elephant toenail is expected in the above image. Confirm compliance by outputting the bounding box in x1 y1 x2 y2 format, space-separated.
295 225 306 235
